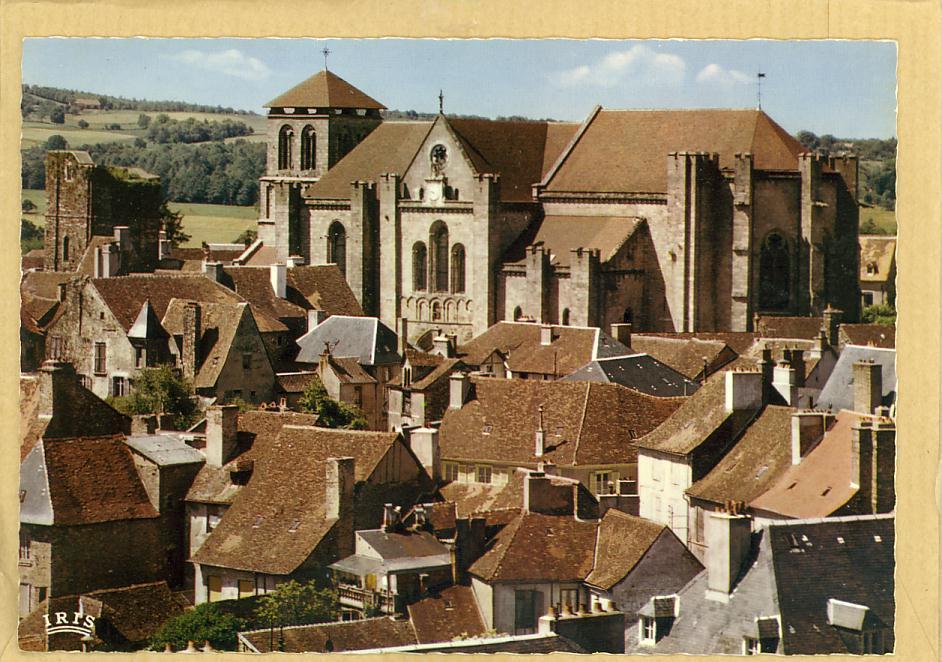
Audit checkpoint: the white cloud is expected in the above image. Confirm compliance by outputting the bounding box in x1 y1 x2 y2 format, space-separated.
696 63 752 87
551 45 686 88
163 48 271 82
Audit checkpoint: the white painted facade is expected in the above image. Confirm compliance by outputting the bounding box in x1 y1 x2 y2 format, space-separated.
637 449 693 543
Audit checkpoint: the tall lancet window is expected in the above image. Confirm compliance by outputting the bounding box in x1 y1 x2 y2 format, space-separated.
451 244 466 293
278 125 294 171
301 126 316 170
327 221 347 277
429 221 449 292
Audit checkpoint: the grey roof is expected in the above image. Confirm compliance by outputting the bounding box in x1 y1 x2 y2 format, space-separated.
20 444 53 525
562 353 700 397
329 554 384 576
329 552 452 575
816 345 896 411
127 300 169 340
295 315 400 366
356 632 590 654
595 331 633 359
357 528 452 561
124 434 206 466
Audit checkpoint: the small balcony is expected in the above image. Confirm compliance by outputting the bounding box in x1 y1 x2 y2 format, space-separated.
336 584 398 615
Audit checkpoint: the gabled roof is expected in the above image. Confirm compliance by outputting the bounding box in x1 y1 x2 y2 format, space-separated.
839 323 895 349
859 235 896 283
441 377 682 467
630 335 736 380
191 425 401 575
127 300 168 339
326 356 376 384
585 509 669 590
817 345 896 412
755 315 824 340
563 353 700 397
296 315 400 366
544 109 807 194
265 70 386 109
21 435 159 526
438 469 527 518
468 512 598 583
407 584 487 644
502 215 643 266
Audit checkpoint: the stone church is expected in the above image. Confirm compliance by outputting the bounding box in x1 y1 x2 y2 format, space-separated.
254 69 860 342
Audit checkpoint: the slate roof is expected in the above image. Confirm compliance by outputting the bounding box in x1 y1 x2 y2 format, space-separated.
503 215 643 266
440 377 682 467
840 323 895 349
458 321 630 377
407 584 487 644
750 411 860 518
685 405 796 505
563 353 700 397
127 300 168 339
21 435 159 526
240 617 417 653
544 109 807 194
859 235 896 283
817 345 896 412
584 509 669 590
358 528 451 563
191 425 400 574
756 315 824 340
265 69 386 109
124 433 205 466
769 515 894 655
630 335 735 380
296 315 400 366
468 512 598 583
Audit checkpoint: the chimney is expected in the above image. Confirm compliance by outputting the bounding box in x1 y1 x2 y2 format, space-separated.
704 511 752 602
57 282 68 303
535 404 545 457
524 470 577 516
540 324 554 346
307 309 327 333
158 229 172 261
325 457 355 520
399 317 409 354
270 263 287 299
810 326 828 359
791 411 831 465
449 372 470 410
853 360 882 415
432 335 455 358
610 323 632 348
182 302 201 380
772 360 797 406
131 414 158 435
455 516 487 577
97 243 119 278
114 226 130 254
286 254 305 268
409 427 440 481
38 360 77 419
724 370 763 412
786 348 806 387
205 405 239 467
319 342 331 375
202 260 223 282
851 416 896 513
382 503 402 531
823 306 842 347
758 348 774 403
537 603 626 653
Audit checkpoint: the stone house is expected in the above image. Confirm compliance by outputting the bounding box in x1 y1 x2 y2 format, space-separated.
386 349 467 432
858 235 896 308
253 70 860 341
190 424 431 604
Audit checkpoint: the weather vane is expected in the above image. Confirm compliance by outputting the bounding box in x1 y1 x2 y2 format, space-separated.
322 47 331 71
757 72 766 110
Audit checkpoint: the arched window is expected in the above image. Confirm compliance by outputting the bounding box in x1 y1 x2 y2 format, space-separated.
62 236 70 262
561 308 570 326
429 221 449 292
278 125 294 170
513 306 523 321
432 302 442 321
412 242 428 291
759 232 791 311
451 244 466 293
300 126 316 170
327 222 347 277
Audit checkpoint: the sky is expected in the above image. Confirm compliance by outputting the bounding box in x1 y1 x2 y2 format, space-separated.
22 38 897 138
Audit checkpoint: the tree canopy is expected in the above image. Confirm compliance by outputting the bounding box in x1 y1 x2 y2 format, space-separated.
149 603 245 652
108 364 199 429
298 377 368 430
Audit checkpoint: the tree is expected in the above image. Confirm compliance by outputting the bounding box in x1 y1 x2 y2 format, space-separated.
254 580 338 651
862 304 896 326
298 377 368 430
234 228 257 246
159 203 191 246
108 364 199 429
50 107 65 124
77 119 89 129
45 134 68 150
138 113 151 129
21 218 44 252
150 603 245 652
21 199 37 213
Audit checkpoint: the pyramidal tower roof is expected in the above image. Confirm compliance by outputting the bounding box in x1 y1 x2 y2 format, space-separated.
265 70 386 110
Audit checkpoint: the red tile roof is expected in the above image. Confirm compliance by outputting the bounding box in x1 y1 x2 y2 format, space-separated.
240 617 416 653
584 510 668 590
840 324 895 349
407 584 487 643
458 321 602 377
265 70 386 109
755 315 824 340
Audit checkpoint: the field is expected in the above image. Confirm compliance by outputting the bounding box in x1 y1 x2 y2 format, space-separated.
859 206 897 235
21 188 255 248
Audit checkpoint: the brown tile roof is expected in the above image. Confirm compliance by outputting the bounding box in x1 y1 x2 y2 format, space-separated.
265 70 386 109
308 122 432 199
77 581 184 646
241 617 416 653
859 235 896 283
220 267 305 320
33 435 159 525
750 410 860 518
685 405 796 505
242 244 277 266
327 355 376 384
630 335 735 380
448 118 577 202
503 215 643 266
407 584 487 643
287 264 364 316
22 248 44 271
441 377 682 467
439 470 527 518
635 331 760 356
545 109 807 194
91 274 244 331
21 293 59 329
276 371 318 394
168 246 245 263
584 509 668 590
21 270 72 300
468 512 598 582
191 425 400 574
756 315 824 340
840 323 895 349
410 358 464 391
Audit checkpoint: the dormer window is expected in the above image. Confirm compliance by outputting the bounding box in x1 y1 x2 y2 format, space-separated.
866 262 878 275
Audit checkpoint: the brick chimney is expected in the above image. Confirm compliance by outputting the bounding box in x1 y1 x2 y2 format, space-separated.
791 410 832 465
270 263 287 299
758 348 774 403
724 369 763 412
205 405 239 467
853 360 882 415
704 511 752 602
786 348 806 387
409 427 440 481
540 324 554 346
182 302 201 380
449 372 470 410
610 323 632 348
325 457 355 520
524 470 577 516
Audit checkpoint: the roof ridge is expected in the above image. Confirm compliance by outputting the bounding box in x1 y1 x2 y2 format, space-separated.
571 382 592 464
